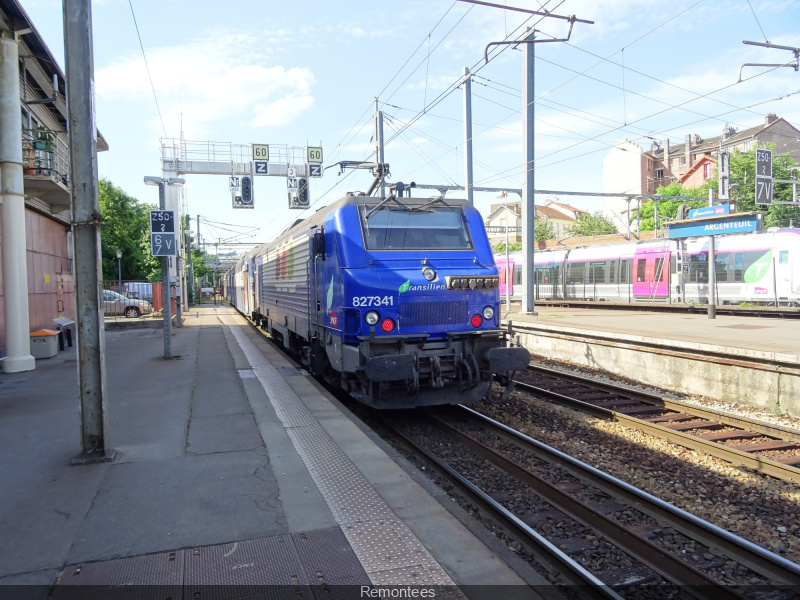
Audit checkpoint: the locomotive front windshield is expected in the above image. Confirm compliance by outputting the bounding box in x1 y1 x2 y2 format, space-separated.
360 205 473 251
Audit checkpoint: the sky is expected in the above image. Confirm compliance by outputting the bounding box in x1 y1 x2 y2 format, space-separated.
19 0 800 252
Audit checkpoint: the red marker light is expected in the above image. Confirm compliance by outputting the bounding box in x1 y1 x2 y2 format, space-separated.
380 318 396 333
471 314 483 328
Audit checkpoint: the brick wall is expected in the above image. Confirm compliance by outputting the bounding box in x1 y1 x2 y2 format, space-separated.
532 229 659 250
0 207 74 351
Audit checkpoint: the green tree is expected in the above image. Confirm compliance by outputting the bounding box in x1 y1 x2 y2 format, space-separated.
634 145 800 231
99 179 158 282
192 249 213 280
493 241 522 254
726 144 799 227
632 182 708 231
566 211 618 236
535 218 556 241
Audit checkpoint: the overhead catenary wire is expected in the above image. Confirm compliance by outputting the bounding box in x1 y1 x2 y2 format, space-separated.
327 1 460 166
746 0 770 44
472 75 800 187
126 0 168 140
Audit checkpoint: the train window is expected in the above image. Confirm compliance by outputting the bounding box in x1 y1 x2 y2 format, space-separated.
688 253 709 283
780 250 789 264
513 264 522 285
609 260 616 284
566 262 585 284
589 261 606 283
360 205 472 250
715 254 729 282
732 253 744 281
636 259 646 283
654 258 666 282
620 260 630 284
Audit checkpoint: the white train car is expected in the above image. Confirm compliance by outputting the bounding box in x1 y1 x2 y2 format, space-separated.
496 228 800 306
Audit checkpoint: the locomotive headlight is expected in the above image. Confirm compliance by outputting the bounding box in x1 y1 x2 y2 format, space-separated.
482 306 494 320
364 311 380 326
422 267 436 281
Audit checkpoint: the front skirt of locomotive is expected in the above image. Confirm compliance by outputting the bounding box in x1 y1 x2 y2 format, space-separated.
354 330 530 409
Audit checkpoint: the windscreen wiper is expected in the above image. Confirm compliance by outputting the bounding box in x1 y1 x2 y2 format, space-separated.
365 194 399 220
407 195 446 212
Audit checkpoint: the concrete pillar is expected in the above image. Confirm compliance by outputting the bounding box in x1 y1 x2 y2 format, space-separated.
0 33 35 373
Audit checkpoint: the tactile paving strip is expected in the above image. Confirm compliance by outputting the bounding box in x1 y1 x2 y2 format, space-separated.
220 315 457 587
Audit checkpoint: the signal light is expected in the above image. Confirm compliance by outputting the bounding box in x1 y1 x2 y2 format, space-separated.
470 314 483 328
297 178 309 206
380 318 395 333
241 176 253 205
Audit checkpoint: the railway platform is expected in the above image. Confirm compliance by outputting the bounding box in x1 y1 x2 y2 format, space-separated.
501 304 800 417
0 305 543 600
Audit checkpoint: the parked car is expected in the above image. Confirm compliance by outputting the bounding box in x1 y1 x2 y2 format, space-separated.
124 282 154 303
102 290 153 318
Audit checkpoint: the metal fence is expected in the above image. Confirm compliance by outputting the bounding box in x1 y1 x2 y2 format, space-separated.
100 280 174 323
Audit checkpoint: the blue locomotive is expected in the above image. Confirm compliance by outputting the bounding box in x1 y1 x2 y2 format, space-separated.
225 190 530 408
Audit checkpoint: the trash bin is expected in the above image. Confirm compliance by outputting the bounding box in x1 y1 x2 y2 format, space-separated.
30 329 60 359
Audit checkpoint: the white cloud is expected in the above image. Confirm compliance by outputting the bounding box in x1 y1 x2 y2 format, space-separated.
251 95 315 128
95 33 315 134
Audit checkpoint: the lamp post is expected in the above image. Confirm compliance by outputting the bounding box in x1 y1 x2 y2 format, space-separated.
115 249 122 295
143 176 185 359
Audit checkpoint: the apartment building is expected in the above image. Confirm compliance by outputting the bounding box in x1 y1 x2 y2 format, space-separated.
0 0 108 367
602 114 800 226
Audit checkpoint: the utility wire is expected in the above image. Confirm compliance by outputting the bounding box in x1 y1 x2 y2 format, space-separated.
473 70 799 186
327 2 459 166
746 0 770 43
127 0 168 139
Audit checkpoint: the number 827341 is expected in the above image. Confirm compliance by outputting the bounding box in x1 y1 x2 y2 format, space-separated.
352 296 393 307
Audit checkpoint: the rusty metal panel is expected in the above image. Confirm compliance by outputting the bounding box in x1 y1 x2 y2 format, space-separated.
53 550 184 600
291 528 370 587
184 536 313 600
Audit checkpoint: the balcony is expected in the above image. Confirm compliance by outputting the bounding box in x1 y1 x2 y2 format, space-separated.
22 128 71 212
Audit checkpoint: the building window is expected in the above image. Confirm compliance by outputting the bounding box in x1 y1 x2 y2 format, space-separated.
679 156 686 166
744 141 751 151
703 163 711 179
655 169 664 179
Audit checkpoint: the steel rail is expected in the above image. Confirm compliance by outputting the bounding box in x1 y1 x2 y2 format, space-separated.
423 411 748 599
515 372 800 484
376 415 623 599
458 404 800 586
526 364 800 443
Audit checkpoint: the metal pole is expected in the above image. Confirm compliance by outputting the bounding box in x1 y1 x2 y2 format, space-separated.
772 257 778 308
636 198 641 239
159 182 172 357
175 254 182 328
505 195 510 311
707 236 716 319
463 66 474 205
626 198 631 240
117 255 121 293
0 31 35 373
521 28 536 315
63 0 114 462
653 199 658 238
374 98 385 199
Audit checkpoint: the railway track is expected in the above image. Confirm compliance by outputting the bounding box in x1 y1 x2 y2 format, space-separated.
514 365 800 483
380 405 800 598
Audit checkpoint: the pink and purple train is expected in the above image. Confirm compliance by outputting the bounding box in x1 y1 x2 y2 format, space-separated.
495 228 800 306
